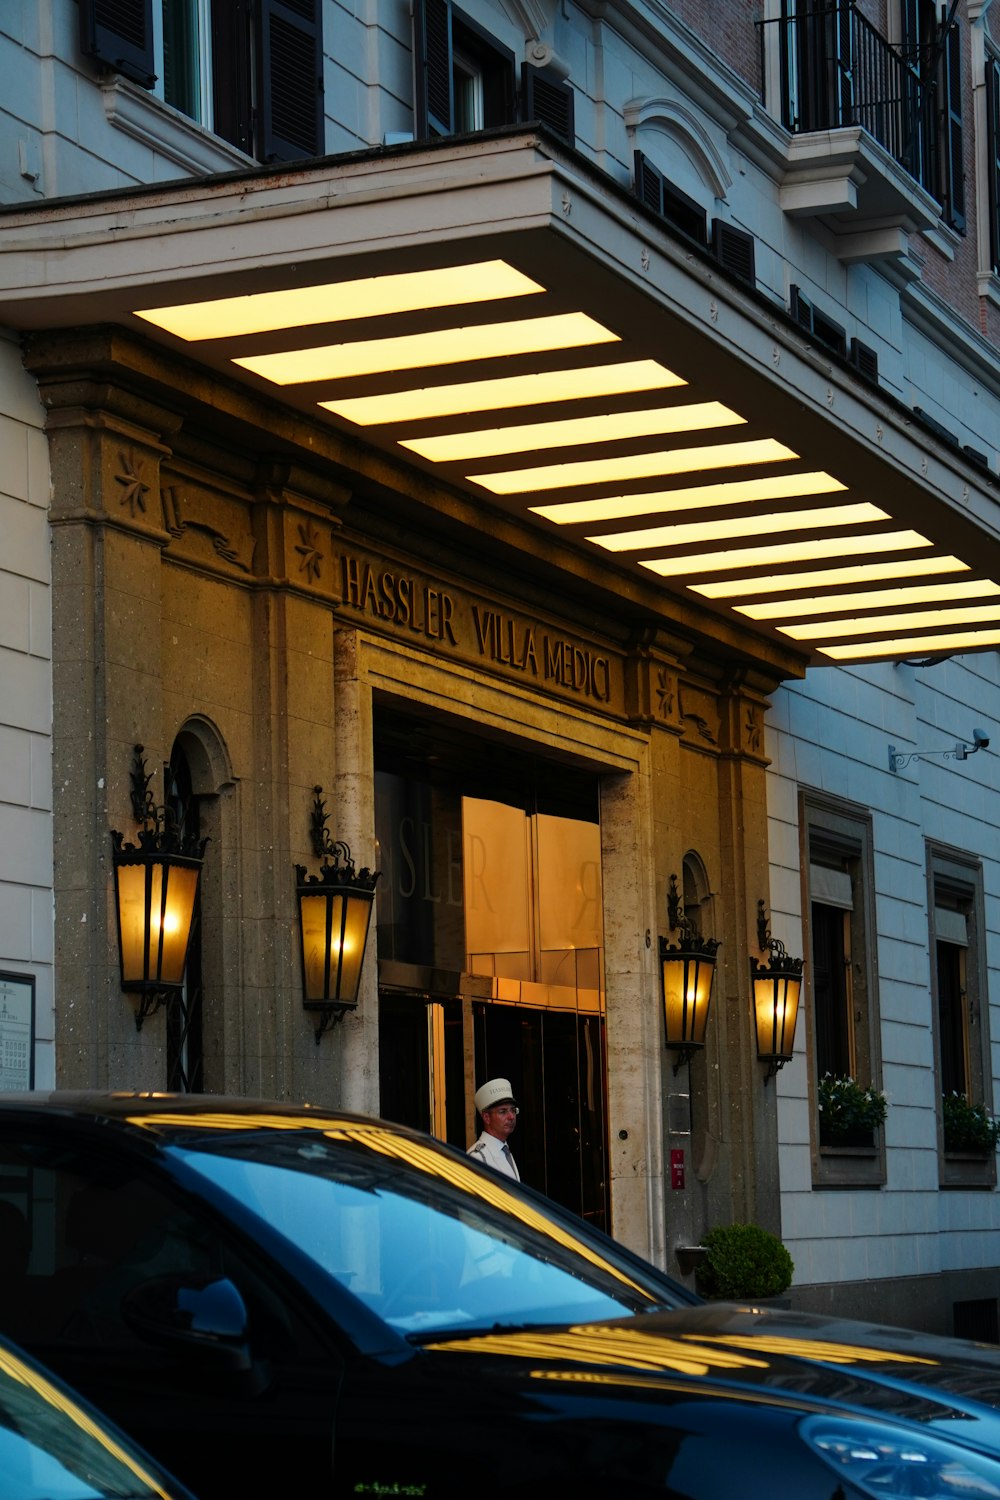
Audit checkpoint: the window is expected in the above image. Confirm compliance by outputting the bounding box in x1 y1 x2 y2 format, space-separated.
927 846 996 1187
413 0 574 145
0 1137 337 1495
762 0 964 230
79 0 324 163
899 0 965 231
800 791 884 1187
165 740 203 1094
985 51 1000 274
159 0 206 121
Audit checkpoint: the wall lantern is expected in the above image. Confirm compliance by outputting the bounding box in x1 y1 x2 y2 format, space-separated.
110 745 207 1030
295 787 380 1042
659 874 721 1074
751 900 804 1083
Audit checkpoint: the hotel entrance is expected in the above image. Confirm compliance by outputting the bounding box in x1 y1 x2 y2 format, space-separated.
374 705 610 1229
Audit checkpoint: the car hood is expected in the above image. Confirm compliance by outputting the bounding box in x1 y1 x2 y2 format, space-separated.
421 1301 1000 1450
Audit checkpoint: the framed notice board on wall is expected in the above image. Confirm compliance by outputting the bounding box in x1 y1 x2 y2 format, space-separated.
0 972 34 1090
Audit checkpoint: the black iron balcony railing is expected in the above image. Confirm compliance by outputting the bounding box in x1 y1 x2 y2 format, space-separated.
758 4 938 198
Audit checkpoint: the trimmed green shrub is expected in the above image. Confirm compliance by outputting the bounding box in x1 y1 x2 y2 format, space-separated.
696 1222 794 1300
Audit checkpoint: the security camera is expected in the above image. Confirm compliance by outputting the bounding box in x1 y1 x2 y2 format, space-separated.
957 728 990 759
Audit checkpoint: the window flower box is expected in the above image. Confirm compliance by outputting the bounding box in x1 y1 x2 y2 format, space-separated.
817 1073 887 1149
942 1093 1000 1155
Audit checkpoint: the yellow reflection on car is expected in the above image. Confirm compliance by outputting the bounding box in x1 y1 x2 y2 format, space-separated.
692 1334 938 1367
126 1112 651 1297
426 1324 770 1378
0 1345 173 1499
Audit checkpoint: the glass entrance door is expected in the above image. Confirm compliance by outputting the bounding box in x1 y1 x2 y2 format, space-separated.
378 989 609 1231
473 1001 609 1229
374 706 610 1230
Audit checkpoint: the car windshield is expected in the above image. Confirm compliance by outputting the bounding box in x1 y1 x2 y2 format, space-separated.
0 1339 181 1500
172 1124 663 1336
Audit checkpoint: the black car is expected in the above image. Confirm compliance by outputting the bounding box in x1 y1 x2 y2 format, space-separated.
2 1093 1000 1500
0 1325 197 1500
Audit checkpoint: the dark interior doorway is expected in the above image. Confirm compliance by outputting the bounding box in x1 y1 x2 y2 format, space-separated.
374 700 609 1232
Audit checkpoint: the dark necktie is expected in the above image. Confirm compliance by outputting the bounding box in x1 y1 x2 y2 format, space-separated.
502 1144 515 1173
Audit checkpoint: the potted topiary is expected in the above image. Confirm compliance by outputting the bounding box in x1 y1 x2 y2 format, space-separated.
695 1222 794 1302
942 1092 1000 1155
817 1072 887 1148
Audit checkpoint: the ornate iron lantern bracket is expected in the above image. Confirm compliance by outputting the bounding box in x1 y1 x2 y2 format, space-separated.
751 900 804 1083
297 787 380 1043
110 745 207 1030
660 874 721 1075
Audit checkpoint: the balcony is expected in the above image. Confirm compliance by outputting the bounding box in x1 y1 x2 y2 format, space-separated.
758 5 945 266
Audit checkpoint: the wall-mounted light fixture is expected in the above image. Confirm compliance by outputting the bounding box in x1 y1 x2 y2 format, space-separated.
750 901 804 1083
296 787 380 1042
889 726 989 773
110 745 207 1030
659 874 721 1074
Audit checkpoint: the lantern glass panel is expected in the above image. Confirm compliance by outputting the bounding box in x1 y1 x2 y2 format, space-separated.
158 864 199 984
299 888 375 1007
338 890 374 1003
753 969 802 1061
300 892 334 1005
115 858 199 989
662 954 712 1048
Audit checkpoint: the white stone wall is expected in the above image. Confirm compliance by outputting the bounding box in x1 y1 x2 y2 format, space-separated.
0 331 53 1087
771 656 1000 1288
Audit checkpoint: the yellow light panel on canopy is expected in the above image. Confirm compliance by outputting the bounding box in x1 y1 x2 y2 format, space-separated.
134 261 545 340
531 471 846 524
737 578 1000 620
474 438 798 495
233 313 619 385
589 504 886 554
782 602 1000 640
321 360 685 425
689 556 969 598
819 628 1000 659
641 529 933 577
402 402 745 463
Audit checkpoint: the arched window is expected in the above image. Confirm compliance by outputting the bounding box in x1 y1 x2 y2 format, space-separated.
165 741 203 1093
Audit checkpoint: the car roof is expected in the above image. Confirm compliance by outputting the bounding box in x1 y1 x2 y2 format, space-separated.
0 1090 395 1134
0 1090 701 1308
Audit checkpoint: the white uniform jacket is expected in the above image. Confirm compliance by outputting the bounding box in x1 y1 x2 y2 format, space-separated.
467 1131 520 1179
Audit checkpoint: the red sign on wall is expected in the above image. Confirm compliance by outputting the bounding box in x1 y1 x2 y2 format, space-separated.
670 1148 685 1190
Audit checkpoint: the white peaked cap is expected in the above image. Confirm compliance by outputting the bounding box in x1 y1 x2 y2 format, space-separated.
474 1077 517 1113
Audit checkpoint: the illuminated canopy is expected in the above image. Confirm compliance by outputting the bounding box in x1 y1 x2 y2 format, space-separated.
3 131 1000 666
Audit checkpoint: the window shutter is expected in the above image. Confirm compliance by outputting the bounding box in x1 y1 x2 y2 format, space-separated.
482 43 517 129
414 0 454 138
987 56 1000 272
634 150 664 213
632 151 707 245
938 16 965 231
790 284 814 332
521 65 575 145
78 0 155 88
850 338 879 384
211 0 254 156
711 221 756 287
258 0 324 163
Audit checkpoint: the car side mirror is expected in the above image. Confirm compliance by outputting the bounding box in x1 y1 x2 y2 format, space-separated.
122 1274 253 1373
